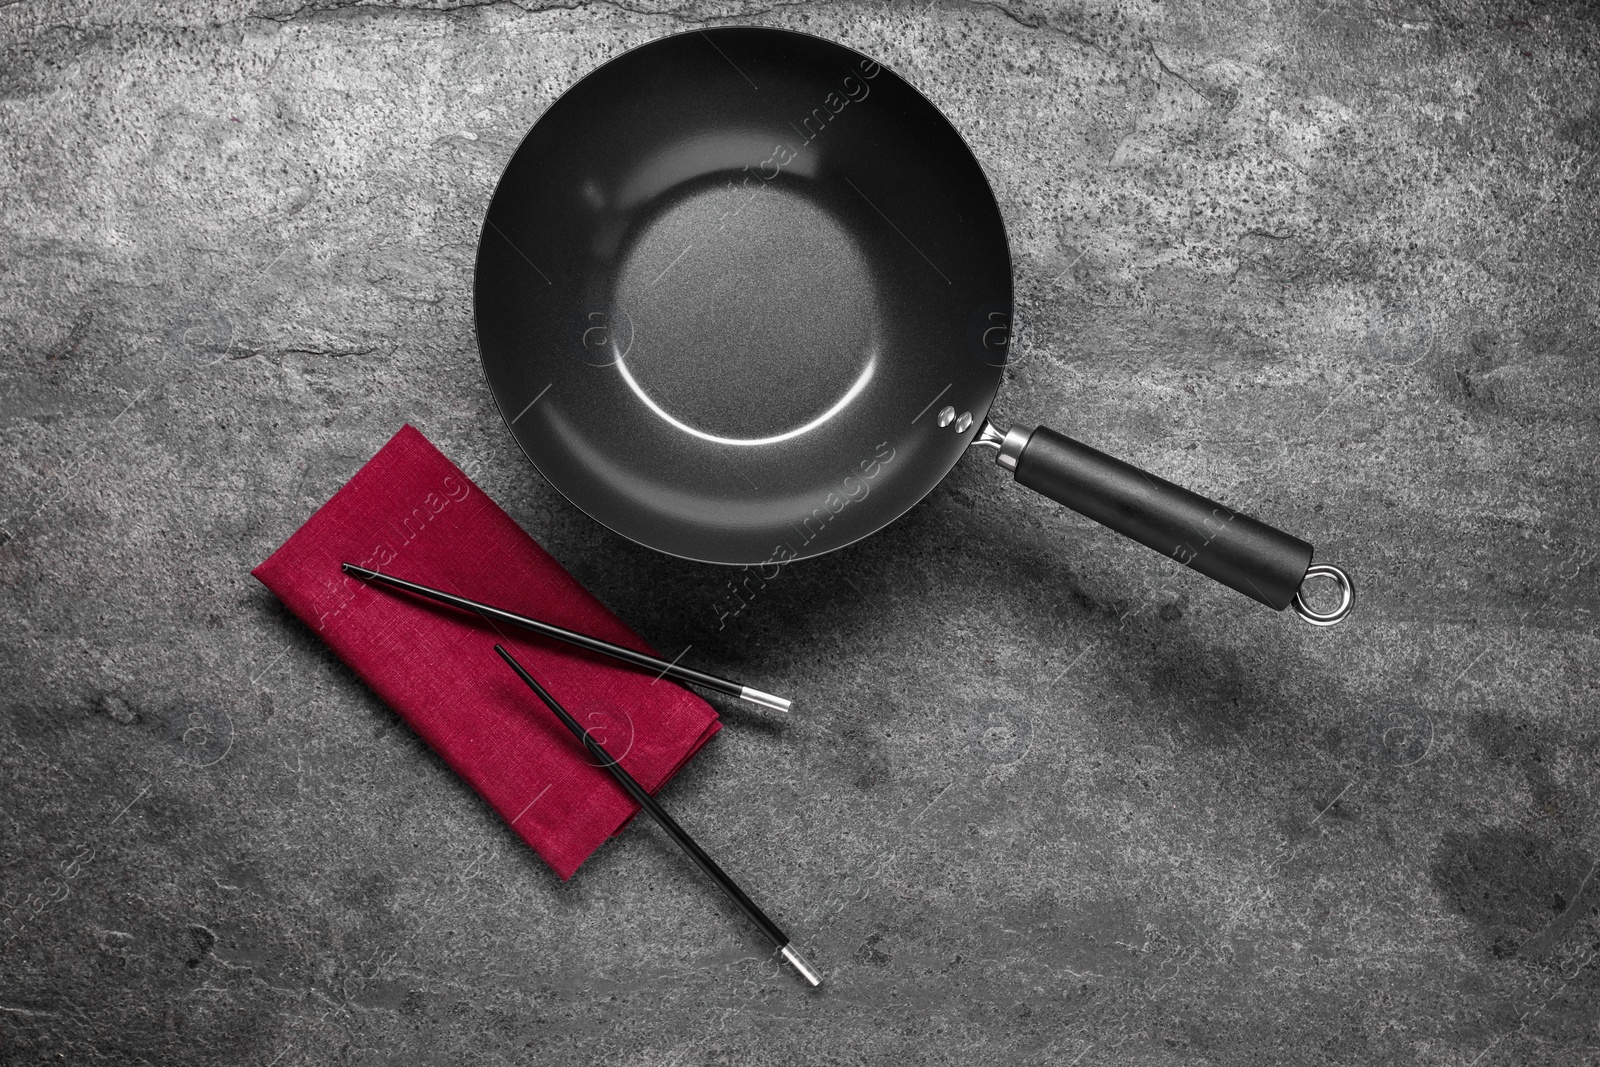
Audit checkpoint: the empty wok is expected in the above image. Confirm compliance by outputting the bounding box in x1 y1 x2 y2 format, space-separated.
475 27 1353 625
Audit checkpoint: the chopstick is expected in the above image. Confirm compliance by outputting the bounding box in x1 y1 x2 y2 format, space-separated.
493 644 822 987
341 564 791 712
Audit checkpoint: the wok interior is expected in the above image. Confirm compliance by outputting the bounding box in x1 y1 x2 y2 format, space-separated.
475 29 1013 564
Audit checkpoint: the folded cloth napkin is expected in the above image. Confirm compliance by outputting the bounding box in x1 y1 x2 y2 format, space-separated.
253 424 720 880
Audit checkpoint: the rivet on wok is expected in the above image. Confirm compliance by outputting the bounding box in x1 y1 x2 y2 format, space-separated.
936 405 956 428
955 412 972 433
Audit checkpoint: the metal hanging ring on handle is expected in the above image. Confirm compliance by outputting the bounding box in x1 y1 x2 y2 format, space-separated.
1292 564 1354 627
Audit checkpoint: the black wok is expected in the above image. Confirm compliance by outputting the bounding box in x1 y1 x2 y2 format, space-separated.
475 28 1352 625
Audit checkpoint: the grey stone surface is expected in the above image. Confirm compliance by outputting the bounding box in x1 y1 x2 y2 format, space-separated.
3 0 1598 1063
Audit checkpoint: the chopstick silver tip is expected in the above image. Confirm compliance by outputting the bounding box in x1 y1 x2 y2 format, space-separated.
342 562 376 578
739 686 792 713
781 944 822 987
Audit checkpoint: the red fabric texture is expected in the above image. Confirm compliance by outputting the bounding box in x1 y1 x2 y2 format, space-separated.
252 424 720 880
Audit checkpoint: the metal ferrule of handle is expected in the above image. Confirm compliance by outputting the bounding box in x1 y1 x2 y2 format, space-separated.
974 420 1030 472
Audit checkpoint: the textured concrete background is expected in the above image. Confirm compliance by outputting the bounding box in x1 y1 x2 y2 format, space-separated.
3 0 1598 1063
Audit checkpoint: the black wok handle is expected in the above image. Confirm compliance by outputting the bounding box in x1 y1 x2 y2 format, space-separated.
977 423 1352 622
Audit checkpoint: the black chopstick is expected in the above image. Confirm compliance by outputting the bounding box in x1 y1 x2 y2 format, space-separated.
342 563 790 712
493 644 821 986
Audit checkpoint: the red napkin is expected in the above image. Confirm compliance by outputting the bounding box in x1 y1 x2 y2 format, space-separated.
253 425 720 880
